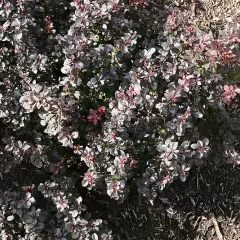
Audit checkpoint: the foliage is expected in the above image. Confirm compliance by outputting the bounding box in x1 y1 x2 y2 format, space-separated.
0 0 240 238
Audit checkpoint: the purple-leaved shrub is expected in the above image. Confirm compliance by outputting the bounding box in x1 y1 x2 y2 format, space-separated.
0 0 240 238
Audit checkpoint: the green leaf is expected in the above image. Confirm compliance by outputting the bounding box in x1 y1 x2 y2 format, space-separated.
99 92 106 100
113 175 120 180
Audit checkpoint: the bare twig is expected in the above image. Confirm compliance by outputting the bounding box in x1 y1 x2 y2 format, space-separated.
149 0 163 9
210 213 223 240
193 216 201 229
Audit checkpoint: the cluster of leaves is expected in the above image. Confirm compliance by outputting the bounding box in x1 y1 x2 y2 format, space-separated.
0 0 240 238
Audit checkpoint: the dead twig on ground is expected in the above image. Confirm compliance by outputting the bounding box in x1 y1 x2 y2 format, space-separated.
210 212 223 240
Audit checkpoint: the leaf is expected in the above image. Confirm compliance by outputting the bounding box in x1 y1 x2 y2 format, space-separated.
76 196 82 205
23 213 33 224
75 62 85 69
65 48 77 55
191 143 198 150
161 42 170 50
113 175 120 180
71 210 78 218
7 215 14 221
38 183 45 192
147 48 156 58
235 88 240 94
39 211 48 222
179 173 186 182
61 65 71 74
99 92 106 100
82 179 89 187
203 138 209 146
72 231 80 239
92 233 99 240
26 192 31 198
181 140 190 148
193 111 203 118
172 142 178 150
72 131 79 139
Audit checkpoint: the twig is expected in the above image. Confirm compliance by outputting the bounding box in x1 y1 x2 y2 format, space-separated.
210 213 223 240
149 0 162 9
197 172 199 192
193 216 201 229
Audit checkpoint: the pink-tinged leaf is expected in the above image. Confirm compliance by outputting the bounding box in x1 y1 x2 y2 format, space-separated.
224 85 230 91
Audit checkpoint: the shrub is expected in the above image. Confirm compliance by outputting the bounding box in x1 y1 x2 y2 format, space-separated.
0 0 240 238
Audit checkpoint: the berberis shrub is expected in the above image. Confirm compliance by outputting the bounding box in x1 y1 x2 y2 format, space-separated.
0 0 240 238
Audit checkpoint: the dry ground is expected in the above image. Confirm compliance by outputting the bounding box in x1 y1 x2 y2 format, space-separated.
163 0 240 31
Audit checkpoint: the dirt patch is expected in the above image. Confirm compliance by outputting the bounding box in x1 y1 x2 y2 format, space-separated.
153 0 240 32
164 0 240 31
191 0 240 31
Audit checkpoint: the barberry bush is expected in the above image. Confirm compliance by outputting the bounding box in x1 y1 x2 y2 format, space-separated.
0 0 240 238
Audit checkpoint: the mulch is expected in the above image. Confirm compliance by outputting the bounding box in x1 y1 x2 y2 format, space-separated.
86 164 240 240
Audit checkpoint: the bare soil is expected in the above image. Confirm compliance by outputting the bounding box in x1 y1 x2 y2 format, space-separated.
163 0 240 31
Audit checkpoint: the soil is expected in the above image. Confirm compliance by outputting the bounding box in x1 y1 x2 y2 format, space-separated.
163 0 240 31
86 164 240 240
